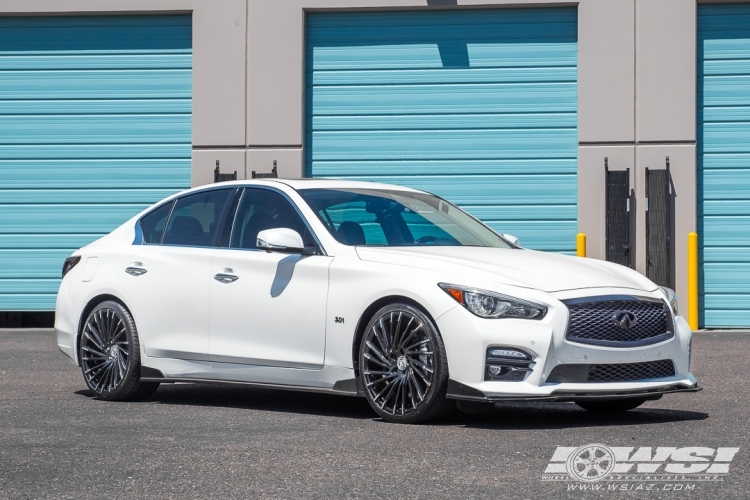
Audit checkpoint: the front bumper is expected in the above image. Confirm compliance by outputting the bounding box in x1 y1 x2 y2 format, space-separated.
447 379 701 402
436 286 698 402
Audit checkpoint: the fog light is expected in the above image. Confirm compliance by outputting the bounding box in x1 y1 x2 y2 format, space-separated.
489 365 504 376
485 347 535 382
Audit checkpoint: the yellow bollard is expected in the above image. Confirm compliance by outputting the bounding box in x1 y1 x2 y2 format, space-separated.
576 233 586 257
688 232 699 330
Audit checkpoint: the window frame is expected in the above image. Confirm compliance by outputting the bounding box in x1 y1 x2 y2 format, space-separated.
134 187 238 248
222 186 326 255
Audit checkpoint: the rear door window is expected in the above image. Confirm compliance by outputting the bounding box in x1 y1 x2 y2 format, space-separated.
162 189 233 247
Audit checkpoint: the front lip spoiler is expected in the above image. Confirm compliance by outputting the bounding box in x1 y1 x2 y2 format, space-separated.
446 380 702 402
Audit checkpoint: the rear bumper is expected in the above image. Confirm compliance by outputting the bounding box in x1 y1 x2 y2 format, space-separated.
446 379 701 402
54 278 85 366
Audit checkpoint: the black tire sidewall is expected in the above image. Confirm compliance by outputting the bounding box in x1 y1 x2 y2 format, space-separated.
80 300 142 401
358 302 450 424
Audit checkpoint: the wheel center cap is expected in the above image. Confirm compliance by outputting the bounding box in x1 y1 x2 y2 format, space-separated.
396 356 408 371
109 346 118 357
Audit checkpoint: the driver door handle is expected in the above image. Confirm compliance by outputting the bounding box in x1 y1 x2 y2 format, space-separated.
214 268 239 284
125 262 148 276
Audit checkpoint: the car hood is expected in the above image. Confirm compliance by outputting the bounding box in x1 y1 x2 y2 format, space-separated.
355 246 658 293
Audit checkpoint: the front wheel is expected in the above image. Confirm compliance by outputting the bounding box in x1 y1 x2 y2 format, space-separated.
358 303 453 424
79 300 159 401
575 398 647 413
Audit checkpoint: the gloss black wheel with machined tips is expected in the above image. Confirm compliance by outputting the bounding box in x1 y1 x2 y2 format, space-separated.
358 303 453 424
79 300 159 401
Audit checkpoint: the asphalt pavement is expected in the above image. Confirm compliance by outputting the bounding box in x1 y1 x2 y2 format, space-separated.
0 329 747 500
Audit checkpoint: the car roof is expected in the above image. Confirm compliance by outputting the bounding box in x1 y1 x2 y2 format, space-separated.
195 178 423 193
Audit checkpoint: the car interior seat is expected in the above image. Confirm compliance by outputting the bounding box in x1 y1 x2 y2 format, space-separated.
165 215 206 246
336 221 366 245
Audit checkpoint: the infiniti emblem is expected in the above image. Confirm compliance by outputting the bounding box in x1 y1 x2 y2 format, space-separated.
613 311 638 330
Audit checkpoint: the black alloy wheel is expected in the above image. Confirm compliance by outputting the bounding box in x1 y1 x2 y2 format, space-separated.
79 300 159 401
575 397 647 413
359 303 453 424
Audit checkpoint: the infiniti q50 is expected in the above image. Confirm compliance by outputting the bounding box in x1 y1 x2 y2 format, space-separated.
55 179 699 423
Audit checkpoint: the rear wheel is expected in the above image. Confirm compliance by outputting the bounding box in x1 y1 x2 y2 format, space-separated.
359 303 453 424
575 398 647 413
79 300 159 401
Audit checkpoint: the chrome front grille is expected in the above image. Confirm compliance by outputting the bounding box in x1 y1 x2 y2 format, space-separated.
563 296 674 347
546 360 676 384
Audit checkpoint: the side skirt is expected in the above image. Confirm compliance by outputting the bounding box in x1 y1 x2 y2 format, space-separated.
139 374 362 397
139 358 361 397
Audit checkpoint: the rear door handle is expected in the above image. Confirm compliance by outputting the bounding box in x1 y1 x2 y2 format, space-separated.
125 262 148 276
214 268 239 284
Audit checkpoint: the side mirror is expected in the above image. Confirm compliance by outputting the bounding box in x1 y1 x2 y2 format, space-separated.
257 228 305 253
501 233 521 247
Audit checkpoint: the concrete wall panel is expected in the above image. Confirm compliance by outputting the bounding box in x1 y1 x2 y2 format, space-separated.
191 0 247 147
635 0 696 142
578 0 635 143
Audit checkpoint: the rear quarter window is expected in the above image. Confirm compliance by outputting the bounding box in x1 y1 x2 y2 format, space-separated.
140 201 174 244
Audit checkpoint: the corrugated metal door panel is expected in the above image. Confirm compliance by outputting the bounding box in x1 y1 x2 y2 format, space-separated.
0 160 190 189
306 8 577 253
698 4 750 327
0 15 192 311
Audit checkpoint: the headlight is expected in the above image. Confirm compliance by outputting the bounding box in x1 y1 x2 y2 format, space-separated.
660 286 679 315
438 283 547 320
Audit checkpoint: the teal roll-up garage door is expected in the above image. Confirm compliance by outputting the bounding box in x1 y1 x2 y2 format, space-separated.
0 15 191 311
305 8 578 252
698 5 750 328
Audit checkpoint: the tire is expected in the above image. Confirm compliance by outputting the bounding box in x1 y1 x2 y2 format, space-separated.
79 300 159 401
575 398 647 413
358 303 453 424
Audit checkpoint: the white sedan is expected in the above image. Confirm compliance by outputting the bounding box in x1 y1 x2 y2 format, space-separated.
55 179 699 423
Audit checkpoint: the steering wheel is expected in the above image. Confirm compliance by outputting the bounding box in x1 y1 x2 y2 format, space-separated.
415 235 438 245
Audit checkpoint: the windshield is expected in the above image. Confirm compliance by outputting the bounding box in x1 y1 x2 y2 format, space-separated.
298 188 512 248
